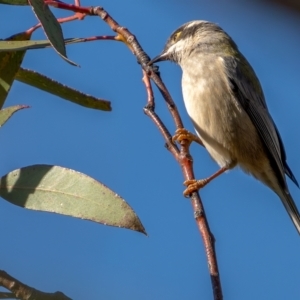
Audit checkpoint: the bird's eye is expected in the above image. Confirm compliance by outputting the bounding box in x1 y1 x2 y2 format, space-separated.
172 31 182 42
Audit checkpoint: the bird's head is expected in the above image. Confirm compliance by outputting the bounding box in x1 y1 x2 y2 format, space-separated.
149 20 238 65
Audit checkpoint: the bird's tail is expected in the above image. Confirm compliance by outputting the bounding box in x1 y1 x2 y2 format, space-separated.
278 190 300 235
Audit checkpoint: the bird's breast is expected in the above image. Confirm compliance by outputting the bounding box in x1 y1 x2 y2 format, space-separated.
180 55 262 168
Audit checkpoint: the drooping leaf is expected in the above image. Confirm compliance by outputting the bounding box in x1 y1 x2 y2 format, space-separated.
29 0 77 66
0 165 146 234
0 38 89 52
0 31 32 109
0 0 28 4
15 68 111 111
0 105 29 127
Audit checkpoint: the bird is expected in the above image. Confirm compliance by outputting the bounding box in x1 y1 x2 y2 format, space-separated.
148 20 300 234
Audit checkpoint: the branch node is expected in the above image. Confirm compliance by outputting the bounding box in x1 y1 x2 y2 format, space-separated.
127 35 135 43
194 209 204 219
167 102 175 110
144 103 154 111
93 6 107 20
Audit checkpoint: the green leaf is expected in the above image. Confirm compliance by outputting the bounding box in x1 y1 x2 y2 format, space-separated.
0 105 29 127
0 38 89 52
15 68 111 111
0 0 28 5
0 165 146 234
0 31 32 109
29 0 77 66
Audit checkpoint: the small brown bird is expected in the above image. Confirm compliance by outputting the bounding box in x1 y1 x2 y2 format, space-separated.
149 20 300 234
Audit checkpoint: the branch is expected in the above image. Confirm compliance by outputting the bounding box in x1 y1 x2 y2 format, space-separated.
0 270 71 300
92 6 223 300
44 1 93 15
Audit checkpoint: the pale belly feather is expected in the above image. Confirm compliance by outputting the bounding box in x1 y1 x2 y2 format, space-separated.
181 59 263 170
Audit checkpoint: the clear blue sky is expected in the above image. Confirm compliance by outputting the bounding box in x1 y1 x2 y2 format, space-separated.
1 1 300 299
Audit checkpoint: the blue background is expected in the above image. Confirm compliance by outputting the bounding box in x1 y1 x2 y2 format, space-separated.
1 1 300 299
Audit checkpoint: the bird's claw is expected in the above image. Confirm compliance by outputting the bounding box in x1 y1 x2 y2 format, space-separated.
183 179 209 197
172 128 201 145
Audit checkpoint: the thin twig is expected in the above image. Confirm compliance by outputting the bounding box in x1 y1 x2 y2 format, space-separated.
142 71 179 157
27 9 87 35
142 70 155 109
45 1 93 15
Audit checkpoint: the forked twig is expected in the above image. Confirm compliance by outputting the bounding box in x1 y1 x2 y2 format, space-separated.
92 6 223 300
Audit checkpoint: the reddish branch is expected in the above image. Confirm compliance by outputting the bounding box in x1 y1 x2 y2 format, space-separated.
44 1 93 15
0 270 71 300
27 0 87 35
92 6 223 300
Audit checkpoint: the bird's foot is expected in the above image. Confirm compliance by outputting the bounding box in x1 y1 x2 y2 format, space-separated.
183 179 209 197
172 128 203 146
183 166 229 197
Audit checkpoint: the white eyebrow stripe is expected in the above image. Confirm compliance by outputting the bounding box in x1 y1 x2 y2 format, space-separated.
185 21 202 28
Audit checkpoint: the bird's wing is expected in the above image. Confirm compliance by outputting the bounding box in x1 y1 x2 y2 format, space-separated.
223 55 298 188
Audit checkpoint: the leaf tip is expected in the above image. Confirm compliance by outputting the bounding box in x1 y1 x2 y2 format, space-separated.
130 219 147 235
20 105 31 109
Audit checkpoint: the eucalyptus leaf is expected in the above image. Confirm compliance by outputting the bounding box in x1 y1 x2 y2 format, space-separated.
0 165 146 234
0 0 28 4
29 0 77 66
0 31 32 108
0 105 29 127
16 68 111 111
0 38 89 52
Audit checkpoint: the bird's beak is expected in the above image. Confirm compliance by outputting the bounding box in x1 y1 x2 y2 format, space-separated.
148 51 169 65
